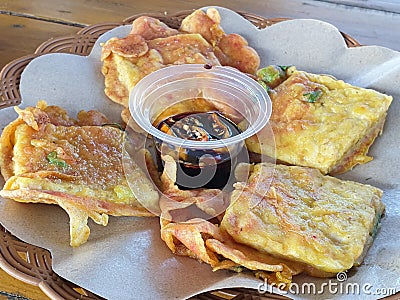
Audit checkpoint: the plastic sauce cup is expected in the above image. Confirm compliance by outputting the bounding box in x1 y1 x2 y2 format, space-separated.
129 64 272 190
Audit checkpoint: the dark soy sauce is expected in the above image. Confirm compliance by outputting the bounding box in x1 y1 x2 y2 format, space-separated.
156 111 242 189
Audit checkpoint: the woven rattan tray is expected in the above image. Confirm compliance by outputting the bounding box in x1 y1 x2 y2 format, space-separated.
0 10 361 300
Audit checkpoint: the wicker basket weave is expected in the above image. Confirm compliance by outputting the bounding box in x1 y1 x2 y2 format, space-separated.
0 10 361 300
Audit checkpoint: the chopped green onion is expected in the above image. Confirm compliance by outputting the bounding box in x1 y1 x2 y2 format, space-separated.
47 151 67 168
256 66 280 83
303 90 322 103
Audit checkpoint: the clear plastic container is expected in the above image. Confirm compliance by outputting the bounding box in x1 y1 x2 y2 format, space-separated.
128 64 272 190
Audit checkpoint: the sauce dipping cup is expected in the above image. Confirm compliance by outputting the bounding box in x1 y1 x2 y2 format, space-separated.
129 64 272 190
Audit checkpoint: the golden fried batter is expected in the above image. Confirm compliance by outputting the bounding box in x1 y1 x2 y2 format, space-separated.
180 8 260 75
247 67 393 174
0 101 159 246
222 162 384 275
158 155 300 287
100 8 260 124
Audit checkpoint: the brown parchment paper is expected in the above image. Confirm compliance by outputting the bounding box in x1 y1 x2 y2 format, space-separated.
0 6 399 300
